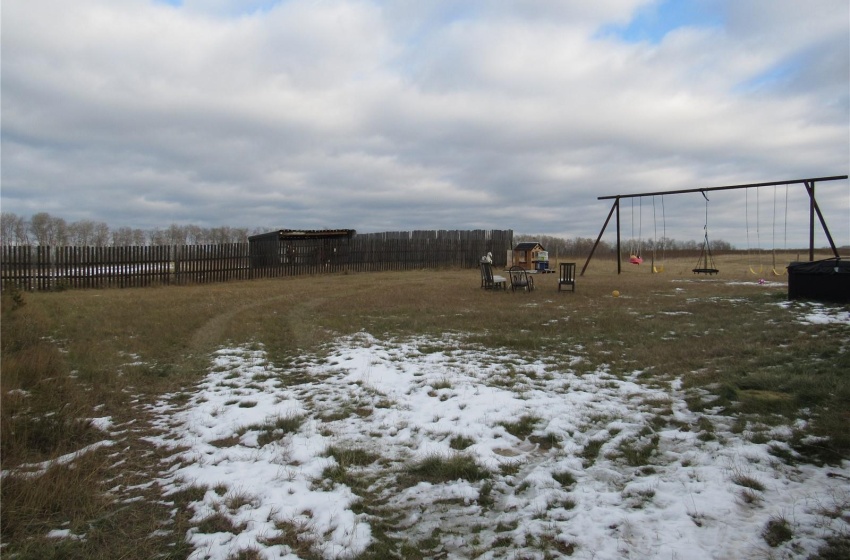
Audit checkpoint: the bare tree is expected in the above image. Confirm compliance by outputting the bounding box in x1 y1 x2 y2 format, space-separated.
1 212 29 245
147 228 166 246
112 227 135 246
231 228 249 243
164 224 188 246
208 226 232 245
68 220 96 246
185 224 204 244
29 212 51 245
93 222 111 246
29 212 68 246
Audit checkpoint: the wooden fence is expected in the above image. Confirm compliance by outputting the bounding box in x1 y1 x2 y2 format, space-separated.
1 230 512 291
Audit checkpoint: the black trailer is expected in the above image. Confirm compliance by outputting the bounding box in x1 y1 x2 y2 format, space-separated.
787 258 849 303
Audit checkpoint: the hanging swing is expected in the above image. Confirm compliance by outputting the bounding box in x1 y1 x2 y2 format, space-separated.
693 191 719 275
629 198 643 264
771 184 789 276
746 189 764 274
652 195 666 273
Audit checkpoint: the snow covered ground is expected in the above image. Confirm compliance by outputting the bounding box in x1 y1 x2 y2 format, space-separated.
145 301 850 560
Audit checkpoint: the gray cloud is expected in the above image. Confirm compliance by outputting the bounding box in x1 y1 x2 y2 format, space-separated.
2 0 848 248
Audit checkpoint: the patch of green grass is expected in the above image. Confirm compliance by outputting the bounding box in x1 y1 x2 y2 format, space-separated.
767 443 797 465
227 547 264 560
499 460 523 476
195 512 246 534
258 520 321 560
242 413 305 447
478 480 495 507
449 434 475 450
696 416 716 441
320 464 353 488
404 453 490 484
324 445 379 467
224 489 260 511
762 516 793 547
554 495 577 510
622 486 656 509
810 535 850 560
529 432 561 450
495 518 519 533
538 533 577 556
614 435 659 467
498 414 540 440
430 377 453 390
730 472 766 492
170 484 210 506
580 438 606 466
552 470 577 488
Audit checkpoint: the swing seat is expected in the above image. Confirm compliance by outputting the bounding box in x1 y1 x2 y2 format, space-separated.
629 255 643 265
653 265 664 273
693 268 719 275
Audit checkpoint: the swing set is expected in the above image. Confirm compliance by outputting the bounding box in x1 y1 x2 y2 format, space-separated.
581 175 849 276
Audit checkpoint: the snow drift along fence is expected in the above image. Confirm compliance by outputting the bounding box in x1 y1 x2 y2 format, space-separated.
1 230 512 291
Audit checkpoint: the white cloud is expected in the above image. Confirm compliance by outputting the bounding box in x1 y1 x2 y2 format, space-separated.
1 0 847 246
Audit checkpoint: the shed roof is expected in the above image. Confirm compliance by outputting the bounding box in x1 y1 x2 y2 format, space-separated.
513 242 544 251
249 229 356 242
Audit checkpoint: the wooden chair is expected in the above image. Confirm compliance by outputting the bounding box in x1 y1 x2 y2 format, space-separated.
480 262 507 290
508 265 534 292
558 262 576 292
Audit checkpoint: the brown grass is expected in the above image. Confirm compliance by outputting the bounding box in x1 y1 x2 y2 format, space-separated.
1 249 847 557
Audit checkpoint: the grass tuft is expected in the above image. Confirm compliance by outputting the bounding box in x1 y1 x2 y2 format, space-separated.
762 516 794 547
498 415 540 440
552 470 577 488
449 434 475 450
730 472 766 492
405 452 490 484
324 445 380 467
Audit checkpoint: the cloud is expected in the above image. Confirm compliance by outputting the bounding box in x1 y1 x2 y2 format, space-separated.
1 0 848 248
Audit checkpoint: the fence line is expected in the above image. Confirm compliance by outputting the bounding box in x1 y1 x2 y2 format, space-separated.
1 230 513 291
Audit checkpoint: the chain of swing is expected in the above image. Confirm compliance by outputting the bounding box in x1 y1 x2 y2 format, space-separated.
628 196 667 272
746 185 790 276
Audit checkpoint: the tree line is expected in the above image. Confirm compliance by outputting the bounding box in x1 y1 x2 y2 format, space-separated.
1 212 734 252
513 234 735 256
1 212 267 247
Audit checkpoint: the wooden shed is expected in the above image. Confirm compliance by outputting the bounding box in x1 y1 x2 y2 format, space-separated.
249 229 355 268
512 242 548 271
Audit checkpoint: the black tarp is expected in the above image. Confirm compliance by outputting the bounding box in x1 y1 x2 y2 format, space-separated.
787 258 849 302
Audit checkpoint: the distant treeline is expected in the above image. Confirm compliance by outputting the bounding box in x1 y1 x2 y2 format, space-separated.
1 212 271 246
2 211 735 253
513 234 735 256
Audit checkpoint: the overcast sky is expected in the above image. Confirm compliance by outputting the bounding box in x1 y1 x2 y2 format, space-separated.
2 0 848 248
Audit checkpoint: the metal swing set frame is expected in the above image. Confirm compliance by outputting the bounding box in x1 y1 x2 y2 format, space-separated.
581 175 849 276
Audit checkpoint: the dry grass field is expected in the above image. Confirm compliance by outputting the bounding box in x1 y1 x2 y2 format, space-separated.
2 250 848 559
